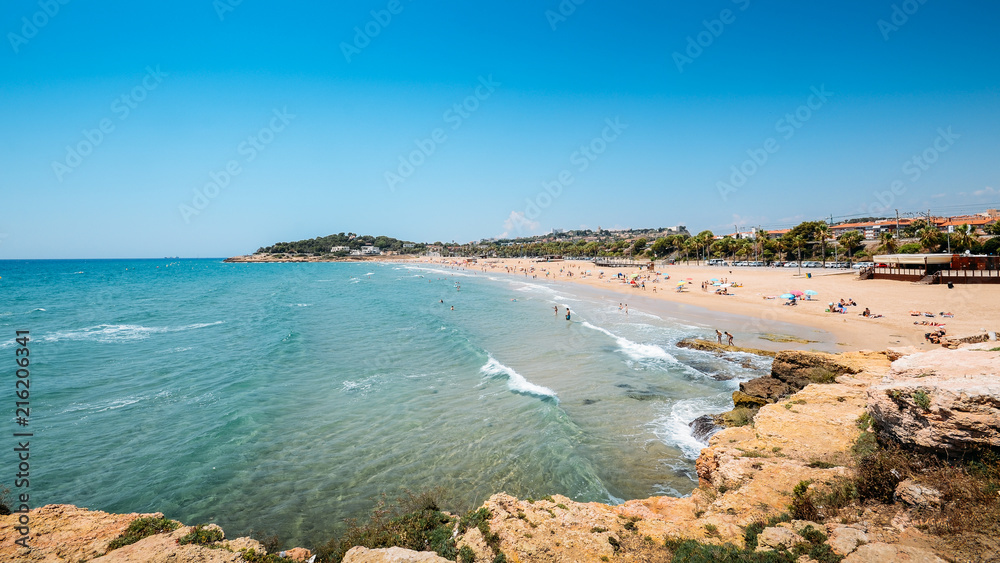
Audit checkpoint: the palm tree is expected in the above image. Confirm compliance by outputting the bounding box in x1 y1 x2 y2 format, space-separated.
683 238 697 265
952 224 979 252
877 231 898 254
918 226 942 252
816 224 831 266
839 231 864 265
694 230 714 265
791 235 807 270
738 239 753 261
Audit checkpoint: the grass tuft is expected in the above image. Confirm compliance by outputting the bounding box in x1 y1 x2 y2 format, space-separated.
106 516 179 552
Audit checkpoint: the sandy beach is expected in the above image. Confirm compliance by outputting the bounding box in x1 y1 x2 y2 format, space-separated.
414 256 1000 352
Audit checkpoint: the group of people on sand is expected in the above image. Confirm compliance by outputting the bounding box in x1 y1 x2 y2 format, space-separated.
828 298 857 314
715 329 735 346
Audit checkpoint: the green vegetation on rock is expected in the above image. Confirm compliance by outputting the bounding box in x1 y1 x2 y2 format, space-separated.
106 516 179 552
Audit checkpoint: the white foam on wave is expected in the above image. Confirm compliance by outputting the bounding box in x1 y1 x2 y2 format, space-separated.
480 354 558 401
41 321 224 343
341 375 382 395
650 394 733 459
580 322 675 362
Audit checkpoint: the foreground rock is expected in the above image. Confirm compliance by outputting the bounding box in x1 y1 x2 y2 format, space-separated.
867 347 1000 453
0 504 276 562
344 546 450 562
714 350 889 428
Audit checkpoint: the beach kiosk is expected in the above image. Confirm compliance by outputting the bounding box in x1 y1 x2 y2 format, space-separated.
870 254 1000 284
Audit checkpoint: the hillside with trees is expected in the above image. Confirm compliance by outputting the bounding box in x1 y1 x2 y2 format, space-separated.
256 233 425 256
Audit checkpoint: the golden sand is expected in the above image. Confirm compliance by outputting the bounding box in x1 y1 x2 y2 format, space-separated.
416 257 999 351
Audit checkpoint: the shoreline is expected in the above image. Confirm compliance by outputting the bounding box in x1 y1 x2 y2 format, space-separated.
407 256 1000 352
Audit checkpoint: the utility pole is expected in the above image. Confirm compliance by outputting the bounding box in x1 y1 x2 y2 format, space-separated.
895 209 900 239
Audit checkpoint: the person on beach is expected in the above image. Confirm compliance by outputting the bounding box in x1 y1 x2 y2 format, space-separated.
554 305 558 316
450 306 454 311
565 308 571 321
725 331 734 346
716 329 723 344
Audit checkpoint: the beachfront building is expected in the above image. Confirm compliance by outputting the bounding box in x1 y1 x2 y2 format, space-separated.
867 254 1000 284
331 245 350 252
361 246 381 255
934 215 996 234
831 220 912 240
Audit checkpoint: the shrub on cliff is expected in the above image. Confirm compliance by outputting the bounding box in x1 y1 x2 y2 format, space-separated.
106 516 180 552
317 490 458 563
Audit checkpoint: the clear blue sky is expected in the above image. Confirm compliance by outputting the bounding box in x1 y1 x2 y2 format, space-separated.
2 0 998 258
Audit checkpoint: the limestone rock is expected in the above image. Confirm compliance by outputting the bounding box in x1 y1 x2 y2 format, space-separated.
93 523 259 562
0 504 264 563
894 480 942 509
867 349 1000 453
771 350 860 389
842 542 946 562
740 376 794 402
733 390 769 409
826 525 868 556
343 546 452 563
0 504 165 562
282 547 314 561
755 526 804 551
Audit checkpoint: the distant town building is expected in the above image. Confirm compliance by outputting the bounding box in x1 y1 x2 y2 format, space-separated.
331 246 350 252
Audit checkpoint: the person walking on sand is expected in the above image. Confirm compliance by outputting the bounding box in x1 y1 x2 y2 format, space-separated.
725 331 734 346
716 329 723 344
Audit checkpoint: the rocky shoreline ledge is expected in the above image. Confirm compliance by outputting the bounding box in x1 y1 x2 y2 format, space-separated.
3 345 998 562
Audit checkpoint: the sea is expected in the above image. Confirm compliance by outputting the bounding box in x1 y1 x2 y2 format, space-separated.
0 259 830 548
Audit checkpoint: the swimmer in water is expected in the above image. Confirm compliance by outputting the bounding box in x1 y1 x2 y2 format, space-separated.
554 305 558 316
565 308 571 321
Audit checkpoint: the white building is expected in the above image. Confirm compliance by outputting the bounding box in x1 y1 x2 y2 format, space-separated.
331 246 350 252
361 246 381 255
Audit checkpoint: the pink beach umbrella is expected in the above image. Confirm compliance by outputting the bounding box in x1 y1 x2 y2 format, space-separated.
790 290 804 296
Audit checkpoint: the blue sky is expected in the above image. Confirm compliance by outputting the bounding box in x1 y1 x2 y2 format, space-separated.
2 0 998 258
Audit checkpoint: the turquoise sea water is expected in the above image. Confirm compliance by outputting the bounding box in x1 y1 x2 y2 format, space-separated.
0 259 785 547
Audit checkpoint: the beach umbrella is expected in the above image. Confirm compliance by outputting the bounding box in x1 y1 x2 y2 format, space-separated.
677 281 686 286
710 278 719 282
685 277 693 280
779 293 795 299
713 282 723 286
790 290 804 296
804 290 818 296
